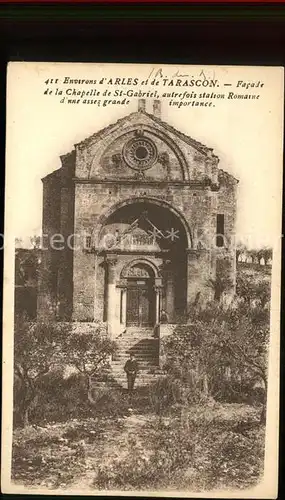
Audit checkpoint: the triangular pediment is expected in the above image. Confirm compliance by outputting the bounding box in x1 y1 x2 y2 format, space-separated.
48 108 238 186
75 110 211 156
74 110 218 182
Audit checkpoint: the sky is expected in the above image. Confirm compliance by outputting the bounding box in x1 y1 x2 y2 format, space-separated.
5 62 284 249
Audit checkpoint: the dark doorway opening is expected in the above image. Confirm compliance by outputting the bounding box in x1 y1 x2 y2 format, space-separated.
126 281 155 327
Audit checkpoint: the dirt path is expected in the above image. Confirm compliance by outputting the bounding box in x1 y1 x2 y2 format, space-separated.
69 402 262 491
70 411 155 491
13 402 262 492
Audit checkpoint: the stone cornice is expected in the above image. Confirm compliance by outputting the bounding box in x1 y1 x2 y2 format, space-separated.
83 248 169 257
73 177 220 190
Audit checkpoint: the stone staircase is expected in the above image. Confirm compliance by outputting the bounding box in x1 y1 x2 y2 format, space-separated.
111 326 161 388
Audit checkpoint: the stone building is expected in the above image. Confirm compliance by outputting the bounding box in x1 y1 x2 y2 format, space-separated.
38 100 238 346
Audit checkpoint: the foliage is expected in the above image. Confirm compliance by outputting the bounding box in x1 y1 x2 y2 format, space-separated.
94 405 264 491
261 247 273 265
15 249 39 287
12 395 265 491
12 419 100 488
14 317 118 425
95 418 195 490
236 243 247 263
161 301 269 417
149 375 182 417
12 261 270 490
59 327 118 403
207 258 233 302
60 326 116 377
14 315 70 426
236 244 272 265
30 235 41 249
236 272 271 308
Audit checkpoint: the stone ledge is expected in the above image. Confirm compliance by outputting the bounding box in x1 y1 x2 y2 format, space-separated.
159 323 177 338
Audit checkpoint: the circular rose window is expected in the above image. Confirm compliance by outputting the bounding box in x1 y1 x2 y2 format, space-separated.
123 137 157 171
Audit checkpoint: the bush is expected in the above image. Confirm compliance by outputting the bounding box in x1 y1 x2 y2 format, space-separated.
95 418 195 490
160 301 269 410
12 424 86 488
94 406 265 491
149 376 182 416
193 426 265 490
31 375 131 423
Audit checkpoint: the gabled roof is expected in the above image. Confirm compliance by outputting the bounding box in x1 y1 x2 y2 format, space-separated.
42 108 238 184
144 111 214 157
75 110 212 156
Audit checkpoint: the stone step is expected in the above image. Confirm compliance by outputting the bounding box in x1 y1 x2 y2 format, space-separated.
113 358 158 363
112 371 158 377
113 351 158 357
114 348 157 354
120 336 155 341
126 327 154 332
116 342 157 346
113 360 158 365
112 362 158 366
112 369 159 374
116 339 158 346
112 372 160 378
115 337 156 343
112 359 158 364
115 347 158 353
111 375 158 382
118 338 158 343
111 365 158 372
108 362 164 387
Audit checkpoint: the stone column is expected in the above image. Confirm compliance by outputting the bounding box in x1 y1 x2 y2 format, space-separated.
165 270 175 322
121 287 127 326
105 256 117 337
154 285 163 324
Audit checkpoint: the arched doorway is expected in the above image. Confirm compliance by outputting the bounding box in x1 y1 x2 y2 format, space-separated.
98 199 189 332
121 262 156 327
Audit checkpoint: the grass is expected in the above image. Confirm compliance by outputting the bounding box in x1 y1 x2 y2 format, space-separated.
12 263 269 492
12 396 265 492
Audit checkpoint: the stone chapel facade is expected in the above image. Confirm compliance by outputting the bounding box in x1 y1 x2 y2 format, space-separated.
38 99 238 338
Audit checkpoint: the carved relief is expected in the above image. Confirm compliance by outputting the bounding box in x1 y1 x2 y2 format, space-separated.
158 152 171 179
111 153 122 168
123 265 151 278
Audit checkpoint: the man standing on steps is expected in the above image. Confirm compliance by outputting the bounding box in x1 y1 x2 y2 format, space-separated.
124 353 139 393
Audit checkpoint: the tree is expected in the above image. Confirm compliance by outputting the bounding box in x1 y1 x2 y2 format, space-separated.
236 243 246 264
15 237 23 248
236 273 271 309
14 318 118 425
207 259 233 302
15 249 39 286
14 315 68 426
262 247 273 266
207 275 233 302
236 273 254 306
60 327 118 404
248 249 260 264
253 281 271 309
30 235 41 249
162 302 269 423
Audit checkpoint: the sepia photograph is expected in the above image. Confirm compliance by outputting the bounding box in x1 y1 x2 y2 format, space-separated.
2 62 283 497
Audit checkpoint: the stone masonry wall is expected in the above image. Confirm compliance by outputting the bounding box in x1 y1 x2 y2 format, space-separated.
39 109 237 321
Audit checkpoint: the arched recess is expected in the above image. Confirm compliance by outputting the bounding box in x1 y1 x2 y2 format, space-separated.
90 122 190 181
97 196 193 249
121 258 160 279
119 259 159 328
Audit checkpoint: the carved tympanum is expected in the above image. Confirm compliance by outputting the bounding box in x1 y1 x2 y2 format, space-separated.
123 265 151 278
